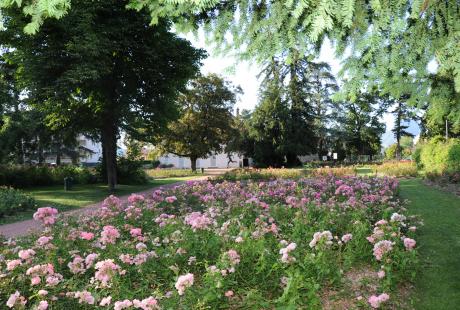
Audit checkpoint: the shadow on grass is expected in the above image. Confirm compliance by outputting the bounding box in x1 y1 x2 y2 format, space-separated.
0 177 198 225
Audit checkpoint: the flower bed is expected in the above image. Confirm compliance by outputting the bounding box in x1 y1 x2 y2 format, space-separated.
218 168 308 181
373 161 418 177
0 176 418 309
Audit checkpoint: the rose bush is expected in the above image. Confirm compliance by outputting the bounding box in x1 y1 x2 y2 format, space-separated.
0 176 418 309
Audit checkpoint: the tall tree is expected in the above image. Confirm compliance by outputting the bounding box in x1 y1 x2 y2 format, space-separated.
157 74 240 171
391 99 415 159
306 62 339 159
0 0 205 190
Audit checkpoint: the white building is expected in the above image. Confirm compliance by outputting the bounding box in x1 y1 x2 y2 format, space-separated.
158 152 248 169
41 135 103 165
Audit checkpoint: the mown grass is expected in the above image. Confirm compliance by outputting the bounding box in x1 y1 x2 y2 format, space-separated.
399 178 460 309
0 176 199 225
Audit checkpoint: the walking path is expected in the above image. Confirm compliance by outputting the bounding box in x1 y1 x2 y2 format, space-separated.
0 171 227 239
399 178 460 309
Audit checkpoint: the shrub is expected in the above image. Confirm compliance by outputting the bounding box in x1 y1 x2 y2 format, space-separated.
373 161 418 177
0 165 97 188
416 138 460 174
96 158 149 185
116 158 149 185
0 186 37 218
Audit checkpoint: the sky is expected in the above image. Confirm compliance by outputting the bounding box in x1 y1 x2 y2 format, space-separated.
184 32 421 148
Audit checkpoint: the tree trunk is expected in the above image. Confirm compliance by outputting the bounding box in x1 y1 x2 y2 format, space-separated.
101 122 118 191
37 137 44 164
190 156 197 172
56 149 61 165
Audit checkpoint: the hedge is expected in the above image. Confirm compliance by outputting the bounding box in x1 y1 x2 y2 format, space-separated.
0 165 98 188
415 137 460 174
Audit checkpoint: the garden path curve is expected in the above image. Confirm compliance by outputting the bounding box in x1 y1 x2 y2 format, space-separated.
0 171 227 239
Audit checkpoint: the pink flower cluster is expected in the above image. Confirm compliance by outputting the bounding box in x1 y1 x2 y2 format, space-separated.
175 273 194 295
279 242 297 263
184 212 212 230
26 263 62 287
94 259 122 287
73 290 95 305
309 231 333 248
368 293 390 308
100 225 120 245
113 297 159 310
128 193 145 204
33 207 58 225
6 291 27 308
373 240 394 261
403 237 416 250
165 196 177 203
225 249 241 266
341 233 353 243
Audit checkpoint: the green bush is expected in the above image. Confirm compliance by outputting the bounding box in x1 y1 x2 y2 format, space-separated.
416 137 460 174
96 158 149 185
0 186 37 218
0 165 98 188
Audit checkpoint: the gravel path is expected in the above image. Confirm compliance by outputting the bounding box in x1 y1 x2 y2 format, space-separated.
0 172 224 239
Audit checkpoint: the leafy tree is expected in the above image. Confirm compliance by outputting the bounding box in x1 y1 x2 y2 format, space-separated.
426 74 460 138
0 0 205 190
157 74 240 171
333 91 386 159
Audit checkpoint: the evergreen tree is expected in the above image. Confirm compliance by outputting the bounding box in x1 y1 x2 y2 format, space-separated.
391 99 415 159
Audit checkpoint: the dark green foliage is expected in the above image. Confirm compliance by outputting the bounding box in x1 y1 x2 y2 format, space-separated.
0 165 97 188
96 158 148 185
0 0 205 190
0 186 37 218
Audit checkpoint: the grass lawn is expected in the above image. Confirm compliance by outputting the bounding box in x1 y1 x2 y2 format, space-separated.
399 178 460 309
0 176 199 225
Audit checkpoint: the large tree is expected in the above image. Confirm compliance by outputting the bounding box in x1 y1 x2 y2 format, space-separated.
0 0 205 190
157 74 240 171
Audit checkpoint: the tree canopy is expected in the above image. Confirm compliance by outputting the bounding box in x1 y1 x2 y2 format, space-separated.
0 0 205 189
2 1 458 93
157 74 241 171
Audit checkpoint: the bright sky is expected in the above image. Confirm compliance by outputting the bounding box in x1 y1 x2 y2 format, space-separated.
184 32 424 147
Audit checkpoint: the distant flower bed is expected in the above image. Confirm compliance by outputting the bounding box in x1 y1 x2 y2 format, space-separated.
311 166 357 177
219 168 308 181
0 187 37 218
373 161 418 177
0 176 418 309
145 168 201 179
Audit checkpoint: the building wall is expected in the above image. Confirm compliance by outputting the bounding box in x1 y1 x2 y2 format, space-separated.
158 152 244 169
